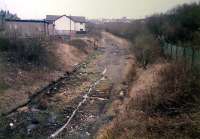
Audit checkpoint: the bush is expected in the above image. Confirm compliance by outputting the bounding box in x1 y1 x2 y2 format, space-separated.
147 64 199 115
127 63 200 138
131 33 161 68
146 2 200 47
0 36 53 67
9 38 48 65
0 38 10 51
99 63 200 139
68 39 89 53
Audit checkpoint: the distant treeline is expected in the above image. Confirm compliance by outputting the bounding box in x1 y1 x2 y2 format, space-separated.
147 2 200 47
0 10 19 20
99 2 200 49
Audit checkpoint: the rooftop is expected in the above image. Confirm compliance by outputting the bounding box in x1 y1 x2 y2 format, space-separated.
5 19 49 23
46 15 86 23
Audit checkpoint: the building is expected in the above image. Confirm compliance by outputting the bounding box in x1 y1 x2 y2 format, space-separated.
46 15 86 36
1 14 86 38
4 19 49 37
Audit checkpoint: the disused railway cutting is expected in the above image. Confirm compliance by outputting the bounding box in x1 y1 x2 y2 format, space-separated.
0 32 134 139
50 69 107 138
2 53 95 117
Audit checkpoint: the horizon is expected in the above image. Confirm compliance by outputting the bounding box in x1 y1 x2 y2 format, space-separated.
0 0 200 20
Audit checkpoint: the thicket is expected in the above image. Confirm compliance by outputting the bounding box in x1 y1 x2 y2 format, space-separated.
146 3 200 47
0 36 54 68
0 10 19 20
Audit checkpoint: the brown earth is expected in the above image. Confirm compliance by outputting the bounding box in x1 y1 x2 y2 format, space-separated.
0 39 91 114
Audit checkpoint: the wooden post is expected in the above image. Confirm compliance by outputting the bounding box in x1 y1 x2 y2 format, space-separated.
175 45 178 61
70 14 71 33
191 48 195 68
43 20 46 36
170 44 173 58
183 47 186 69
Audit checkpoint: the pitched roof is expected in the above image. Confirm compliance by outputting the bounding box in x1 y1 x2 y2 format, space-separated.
46 15 86 23
69 16 86 23
5 19 48 23
46 15 60 23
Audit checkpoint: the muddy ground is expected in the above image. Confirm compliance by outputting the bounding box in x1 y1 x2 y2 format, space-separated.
0 32 135 139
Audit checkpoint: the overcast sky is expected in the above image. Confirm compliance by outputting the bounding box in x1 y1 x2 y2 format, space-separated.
0 0 200 19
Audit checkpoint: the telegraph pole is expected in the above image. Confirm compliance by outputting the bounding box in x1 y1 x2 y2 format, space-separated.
70 14 71 33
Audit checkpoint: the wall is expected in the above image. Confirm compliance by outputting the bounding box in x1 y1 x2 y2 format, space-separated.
48 24 55 36
54 16 86 35
54 16 76 35
74 22 86 32
5 21 48 37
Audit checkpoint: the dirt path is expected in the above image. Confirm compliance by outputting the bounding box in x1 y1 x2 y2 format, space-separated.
0 32 135 139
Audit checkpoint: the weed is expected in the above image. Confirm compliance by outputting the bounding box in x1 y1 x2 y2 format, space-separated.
0 81 10 92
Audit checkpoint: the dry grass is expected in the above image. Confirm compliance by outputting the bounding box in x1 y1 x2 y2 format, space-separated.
97 62 200 139
0 39 92 115
131 33 161 68
67 39 89 54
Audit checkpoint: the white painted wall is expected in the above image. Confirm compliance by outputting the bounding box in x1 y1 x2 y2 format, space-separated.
53 16 86 35
54 16 75 35
75 22 86 31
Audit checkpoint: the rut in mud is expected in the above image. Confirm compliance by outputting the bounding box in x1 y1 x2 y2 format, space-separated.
0 32 135 139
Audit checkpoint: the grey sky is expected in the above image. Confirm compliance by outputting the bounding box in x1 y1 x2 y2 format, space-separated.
1 0 200 19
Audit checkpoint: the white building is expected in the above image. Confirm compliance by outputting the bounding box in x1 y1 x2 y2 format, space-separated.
46 15 86 36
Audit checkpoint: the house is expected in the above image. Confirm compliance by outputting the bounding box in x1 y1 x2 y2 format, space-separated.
4 19 49 37
1 14 86 38
46 15 86 36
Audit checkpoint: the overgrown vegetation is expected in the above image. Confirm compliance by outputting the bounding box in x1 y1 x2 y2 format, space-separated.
96 2 200 139
0 81 10 93
98 2 200 66
68 39 89 54
146 3 200 46
0 11 55 68
0 36 53 68
0 10 19 20
99 63 200 139
131 33 161 68
86 22 102 39
104 2 200 48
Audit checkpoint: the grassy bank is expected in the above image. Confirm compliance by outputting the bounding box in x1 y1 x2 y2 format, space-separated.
95 2 200 139
0 35 94 114
97 62 200 139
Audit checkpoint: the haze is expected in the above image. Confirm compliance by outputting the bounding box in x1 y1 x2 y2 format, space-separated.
1 0 200 19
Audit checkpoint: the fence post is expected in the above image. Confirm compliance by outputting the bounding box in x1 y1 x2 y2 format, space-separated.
170 44 172 58
175 45 178 61
183 47 186 69
191 48 195 69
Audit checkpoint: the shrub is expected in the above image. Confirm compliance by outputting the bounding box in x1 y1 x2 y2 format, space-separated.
68 39 89 53
0 38 10 51
0 81 10 93
131 33 161 68
0 36 54 68
8 37 48 65
127 63 200 138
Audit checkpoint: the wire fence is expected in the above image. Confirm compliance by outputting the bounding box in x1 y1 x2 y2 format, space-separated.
161 43 200 70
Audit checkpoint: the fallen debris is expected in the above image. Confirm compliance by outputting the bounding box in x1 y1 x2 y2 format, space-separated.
50 69 107 138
